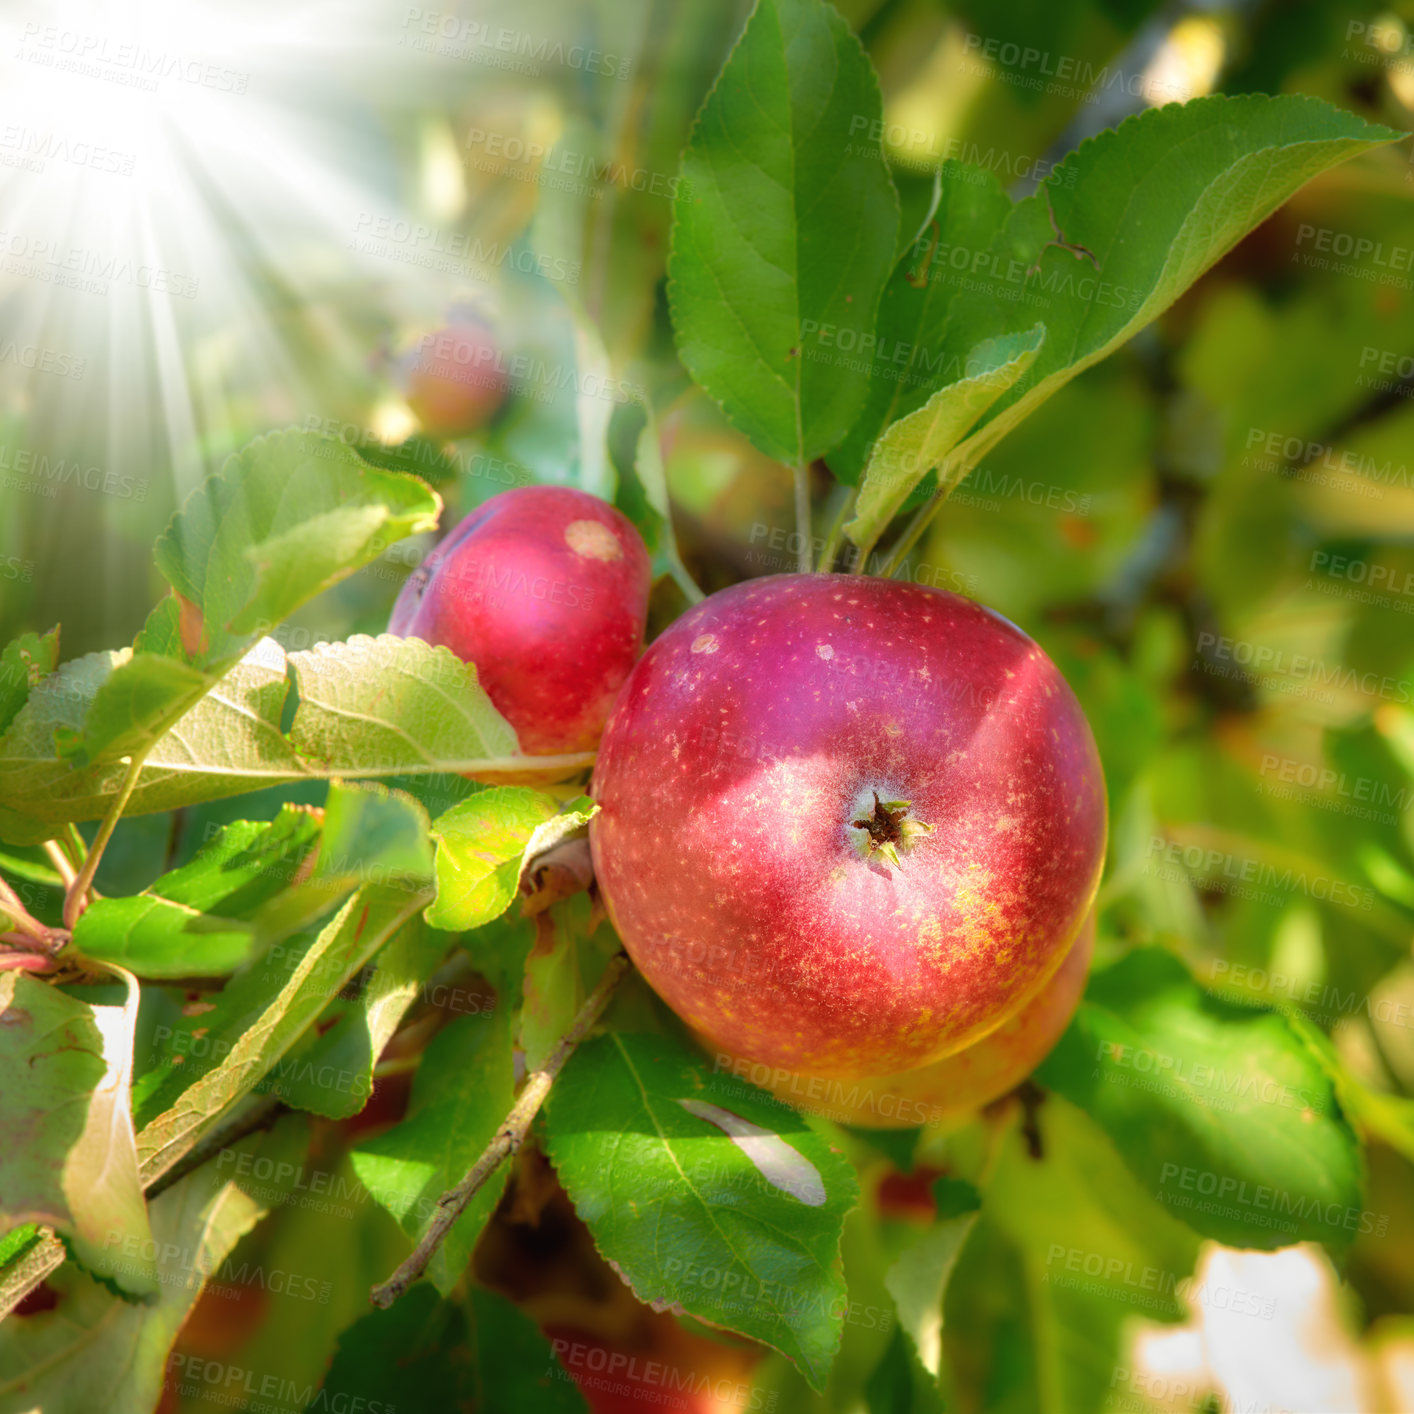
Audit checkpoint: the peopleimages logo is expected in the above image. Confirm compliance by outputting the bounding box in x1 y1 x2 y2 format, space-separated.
1099 1040 1325 1113
15 23 250 93
165 1355 395 1413
1292 223 1414 288
464 128 684 200
1194 630 1413 707
1158 1163 1389 1237
1146 835 1374 911
0 444 147 500
0 341 85 379
398 10 630 79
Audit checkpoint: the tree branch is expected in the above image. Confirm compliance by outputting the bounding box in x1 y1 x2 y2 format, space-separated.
369 950 631 1309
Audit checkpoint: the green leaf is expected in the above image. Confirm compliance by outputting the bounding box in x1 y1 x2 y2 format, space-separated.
521 894 615 1073
521 795 598 877
70 807 322 978
939 95 1403 482
287 635 521 778
425 787 558 932
37 430 442 774
194 1150 409 1414
268 915 448 1120
0 641 305 843
315 779 435 890
460 910 538 1009
51 651 212 768
0 1229 63 1321
0 1120 308 1414
864 1324 948 1414
310 1283 589 1413
155 428 441 660
0 628 58 738
845 326 1044 559
0 636 532 843
543 1030 859 1391
945 1098 1201 1414
619 410 704 603
0 970 155 1297
1036 947 1366 1256
466 1285 591 1412
884 1180 981 1379
668 0 899 466
0 1224 41 1273
827 160 1013 487
351 1008 516 1295
353 433 461 486
134 882 430 1186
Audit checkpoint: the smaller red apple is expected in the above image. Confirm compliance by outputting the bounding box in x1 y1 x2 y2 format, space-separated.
389 486 651 758
404 321 508 438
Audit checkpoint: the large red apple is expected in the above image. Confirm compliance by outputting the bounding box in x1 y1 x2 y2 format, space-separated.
717 909 1095 1127
389 486 651 756
404 321 509 438
589 574 1105 1077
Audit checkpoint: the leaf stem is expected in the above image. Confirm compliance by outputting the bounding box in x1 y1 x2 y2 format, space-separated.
63 751 147 929
878 486 944 580
0 876 53 947
669 563 707 605
0 950 57 972
348 752 600 779
62 823 88 866
816 488 857 573
793 464 812 573
42 839 78 890
370 950 631 1309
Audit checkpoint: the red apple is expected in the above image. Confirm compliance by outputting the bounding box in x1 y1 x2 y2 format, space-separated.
404 321 509 438
724 910 1095 1128
389 486 652 757
589 574 1105 1077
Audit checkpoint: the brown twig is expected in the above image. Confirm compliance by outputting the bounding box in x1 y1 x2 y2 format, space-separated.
369 951 630 1309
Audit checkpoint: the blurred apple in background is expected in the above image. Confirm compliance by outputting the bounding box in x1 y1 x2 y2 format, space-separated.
402 317 509 439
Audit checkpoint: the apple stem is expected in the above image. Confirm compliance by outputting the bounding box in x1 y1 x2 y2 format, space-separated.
793 464 812 573
369 950 631 1309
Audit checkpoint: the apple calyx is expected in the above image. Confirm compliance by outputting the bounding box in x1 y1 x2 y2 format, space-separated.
850 791 933 868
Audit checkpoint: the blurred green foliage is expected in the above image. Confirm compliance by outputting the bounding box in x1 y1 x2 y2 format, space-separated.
3 0 1414 1410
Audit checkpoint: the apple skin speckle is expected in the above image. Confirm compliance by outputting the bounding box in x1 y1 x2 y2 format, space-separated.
720 909 1096 1124
589 573 1106 1079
